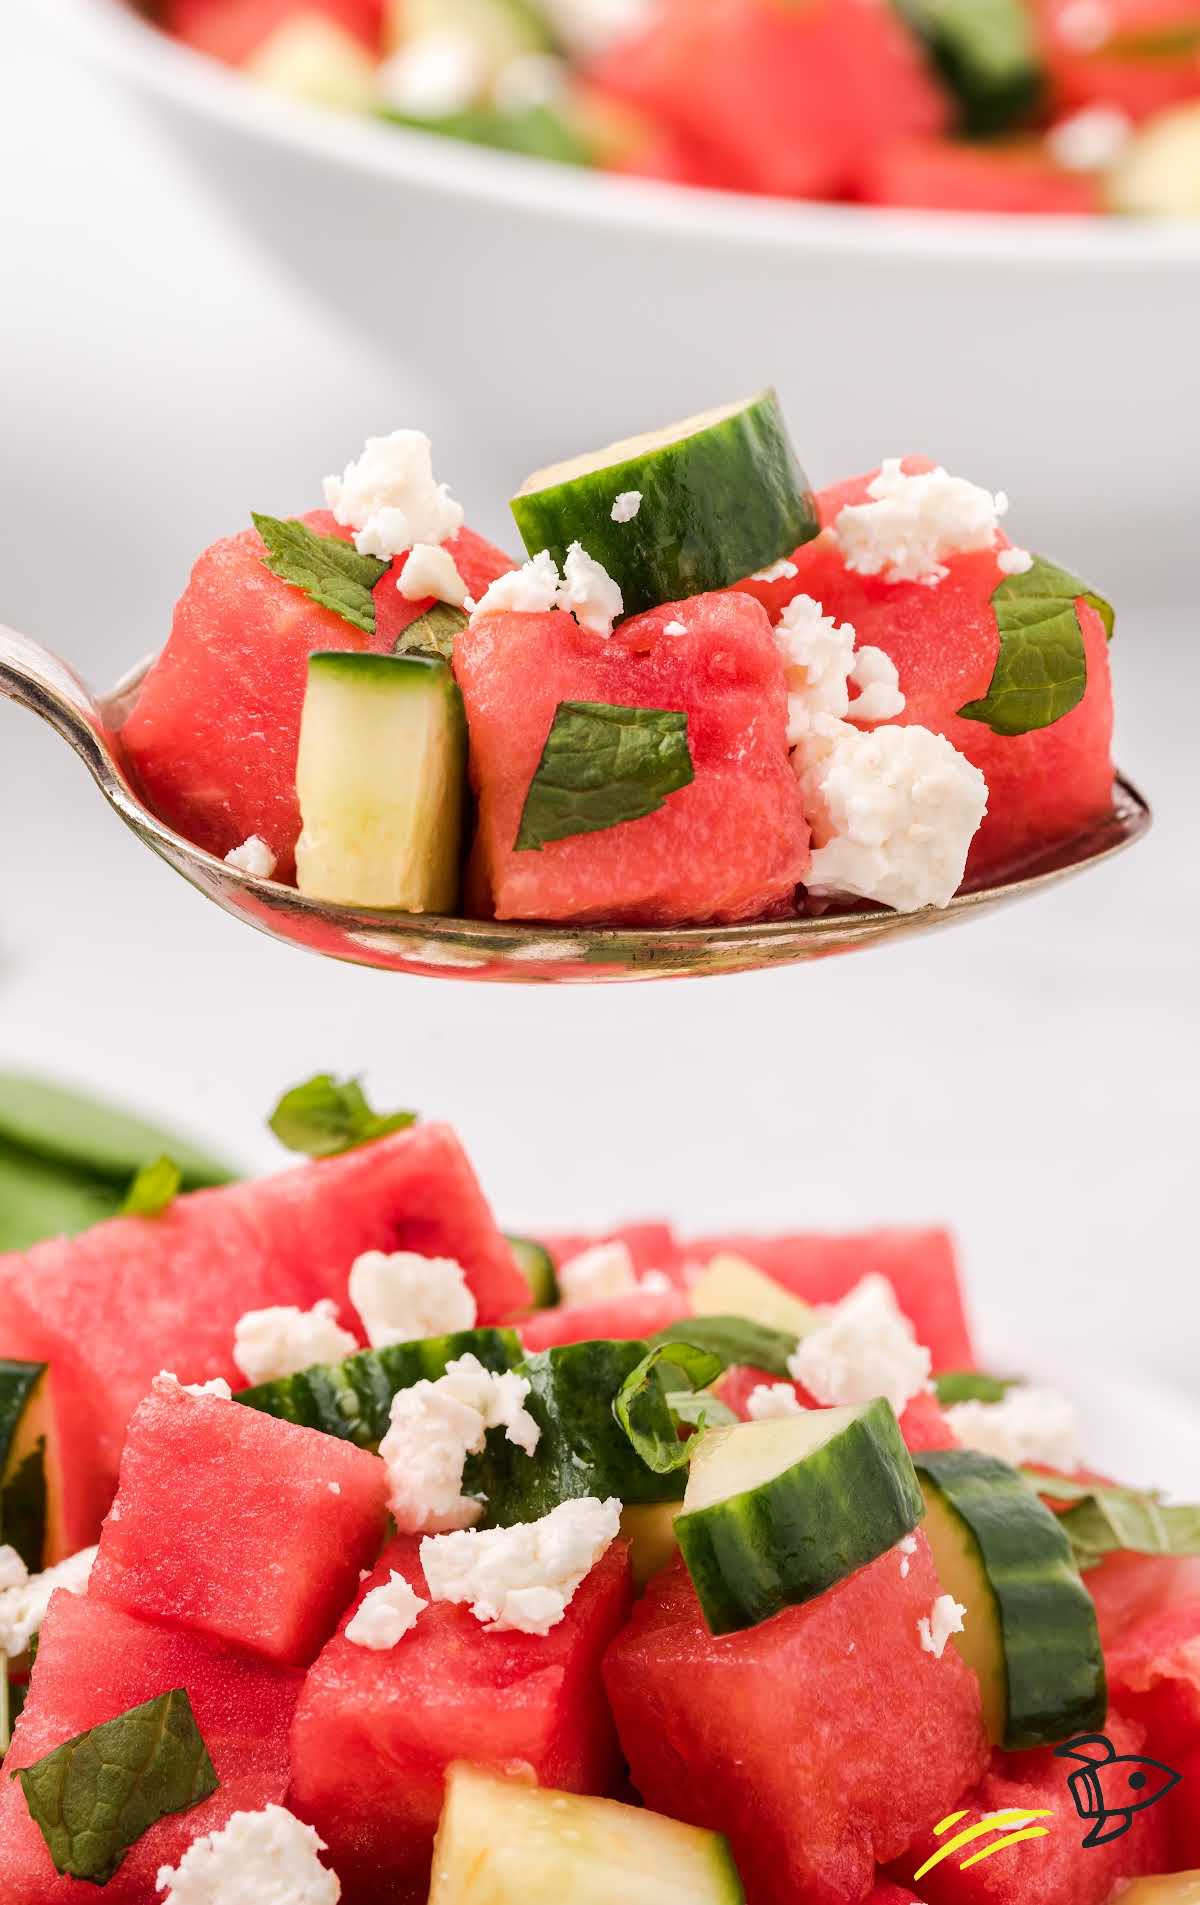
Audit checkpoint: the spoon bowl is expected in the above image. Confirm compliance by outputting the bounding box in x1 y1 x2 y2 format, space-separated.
1 625 1151 984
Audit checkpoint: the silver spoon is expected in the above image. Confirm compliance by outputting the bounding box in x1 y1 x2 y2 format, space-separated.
0 625 1151 985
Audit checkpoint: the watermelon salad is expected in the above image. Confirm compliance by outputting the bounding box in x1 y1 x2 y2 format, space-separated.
153 0 1200 216
118 393 1121 926
0 1074 1197 1902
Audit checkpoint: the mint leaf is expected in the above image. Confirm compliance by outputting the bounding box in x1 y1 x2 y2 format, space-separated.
394 602 468 662
650 1315 800 1380
15 1688 217 1884
1021 1471 1200 1572
958 556 1113 737
268 1073 417 1158
121 1156 181 1218
667 1389 738 1430
934 1369 1019 1406
614 1342 724 1475
253 513 388 637
515 703 694 852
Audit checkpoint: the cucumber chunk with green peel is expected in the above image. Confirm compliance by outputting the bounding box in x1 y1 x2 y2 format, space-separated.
676 1399 923 1635
0 1075 233 1190
690 1254 819 1338
914 1448 1106 1749
429 1764 746 1905
506 1234 558 1308
296 651 468 912
510 392 819 618
0 1363 52 1571
896 0 1043 137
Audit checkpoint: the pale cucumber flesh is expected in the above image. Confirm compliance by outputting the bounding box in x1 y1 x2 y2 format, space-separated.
690 1254 818 1337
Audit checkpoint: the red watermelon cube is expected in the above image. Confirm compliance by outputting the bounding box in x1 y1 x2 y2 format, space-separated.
288 1533 633 1902
519 1286 693 1353
90 1383 388 1667
165 0 382 64
1096 1565 1200 1768
857 136 1103 215
603 1542 989 1905
716 1365 960 1454
0 1588 301 1904
453 594 809 924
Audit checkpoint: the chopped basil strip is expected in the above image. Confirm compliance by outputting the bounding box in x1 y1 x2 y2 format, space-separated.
934 1370 1019 1406
649 1315 800 1380
1022 1471 1200 1571
614 1343 723 1475
959 555 1113 737
394 602 469 662
268 1074 417 1158
15 1688 218 1884
667 1390 738 1430
121 1156 182 1218
253 513 388 637
515 702 694 851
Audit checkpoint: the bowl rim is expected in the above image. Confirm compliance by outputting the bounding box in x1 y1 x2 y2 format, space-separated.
37 0 1200 270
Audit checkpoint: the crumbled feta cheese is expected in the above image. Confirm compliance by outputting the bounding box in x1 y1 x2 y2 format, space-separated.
348 1250 477 1350
223 836 277 879
797 717 988 913
774 595 903 742
327 1482 341 1496
558 1240 639 1307
847 645 905 725
638 1269 673 1294
898 1532 919 1579
787 1273 931 1417
537 0 654 57
947 1386 1081 1473
379 1353 540 1535
662 620 688 637
471 549 563 621
421 1496 621 1635
752 557 798 583
377 33 486 117
559 542 624 637
0 1545 97 1657
232 1300 356 1388
324 430 464 563
1057 0 1112 53
832 460 1009 586
611 490 642 523
396 541 471 609
153 1372 233 1401
1048 104 1132 172
746 1382 802 1421
918 1593 967 1660
493 51 568 113
996 545 1034 577
345 1570 427 1650
156 1805 339 1905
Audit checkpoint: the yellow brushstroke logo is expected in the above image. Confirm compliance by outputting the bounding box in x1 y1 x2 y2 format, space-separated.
913 1806 1055 1881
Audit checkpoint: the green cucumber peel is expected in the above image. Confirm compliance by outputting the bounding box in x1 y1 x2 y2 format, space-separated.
1 1442 47 1575
0 1076 233 1190
515 702 694 851
959 555 1113 737
934 1369 1020 1406
649 1316 800 1379
15 1688 218 1884
394 602 469 662
268 1074 417 1158
896 0 1044 136
120 1155 181 1218
253 513 388 637
614 1343 724 1475
1021 1470 1200 1571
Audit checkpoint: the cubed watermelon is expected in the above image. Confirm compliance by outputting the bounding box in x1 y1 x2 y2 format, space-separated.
121 513 513 879
519 1286 693 1353
857 135 1103 214
603 1542 989 1905
288 1533 633 1901
686 1227 975 1370
453 594 809 924
0 1588 301 1904
537 1223 688 1287
1037 0 1200 120
165 0 382 63
1100 1579 1200 1768
90 1383 388 1667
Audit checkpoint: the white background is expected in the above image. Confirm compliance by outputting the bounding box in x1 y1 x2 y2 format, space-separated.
1 13 1196 1463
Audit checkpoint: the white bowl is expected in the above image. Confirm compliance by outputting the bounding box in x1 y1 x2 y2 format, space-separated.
38 0 1200 594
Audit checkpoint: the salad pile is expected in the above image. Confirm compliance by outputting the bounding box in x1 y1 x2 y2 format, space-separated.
0 1074 1196 1903
118 394 1119 926
156 0 1200 216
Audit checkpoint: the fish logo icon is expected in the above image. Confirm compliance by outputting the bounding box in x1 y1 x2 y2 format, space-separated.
1056 1733 1182 1847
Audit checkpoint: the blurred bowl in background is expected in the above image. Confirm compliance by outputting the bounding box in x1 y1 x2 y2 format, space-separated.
35 0 1200 597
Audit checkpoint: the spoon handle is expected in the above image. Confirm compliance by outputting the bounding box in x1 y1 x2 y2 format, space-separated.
0 624 116 781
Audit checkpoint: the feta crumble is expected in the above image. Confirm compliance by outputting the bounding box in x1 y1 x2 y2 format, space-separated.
1057 0 1112 53
396 542 471 610
898 1532 919 1579
996 545 1034 577
156 1805 339 1905
379 1353 540 1535
947 1386 1081 1473
420 1495 621 1635
472 549 562 620
345 1570 427 1650
774 595 903 743
377 33 486 118
797 717 988 913
662 620 689 637
918 1593 967 1661
746 1382 802 1421
0 1544 97 1657
1048 104 1132 172
493 51 569 113
848 644 906 725
832 460 1009 586
470 544 623 637
348 1249 477 1349
232 1300 357 1388
558 1240 638 1307
752 557 799 583
324 430 464 563
787 1273 931 1418
153 1372 233 1401
611 490 642 523
223 836 277 879
537 0 654 57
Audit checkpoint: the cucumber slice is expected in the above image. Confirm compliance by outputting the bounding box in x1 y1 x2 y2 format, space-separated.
0 1363 53 1572
429 1764 745 1905
245 16 380 112
511 392 819 618
506 1234 558 1308
296 651 468 912
914 1448 1106 1749
677 1399 923 1635
620 1500 683 1589
1116 1880 1200 1904
896 0 1043 137
235 1328 521 1447
690 1254 818 1338
0 1075 233 1190
1109 103 1200 216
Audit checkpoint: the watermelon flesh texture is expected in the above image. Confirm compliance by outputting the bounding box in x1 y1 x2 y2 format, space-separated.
453 595 810 925
537 1222 688 1287
0 1588 302 1904
717 1364 960 1453
289 1534 633 1903
857 136 1103 215
120 514 513 880
1091 1555 1200 1769
687 1227 975 1370
1037 0 1200 120
91 1383 388 1667
604 1542 989 1905
518 1285 692 1353
165 0 382 63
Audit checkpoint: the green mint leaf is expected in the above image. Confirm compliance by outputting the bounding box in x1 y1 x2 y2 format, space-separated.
666 1389 738 1430
958 555 1113 737
515 702 694 852
934 1369 1019 1406
253 513 388 637
268 1073 417 1158
613 1342 724 1475
649 1315 800 1380
121 1156 182 1218
1021 1471 1200 1571
394 602 469 662
15 1688 218 1884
